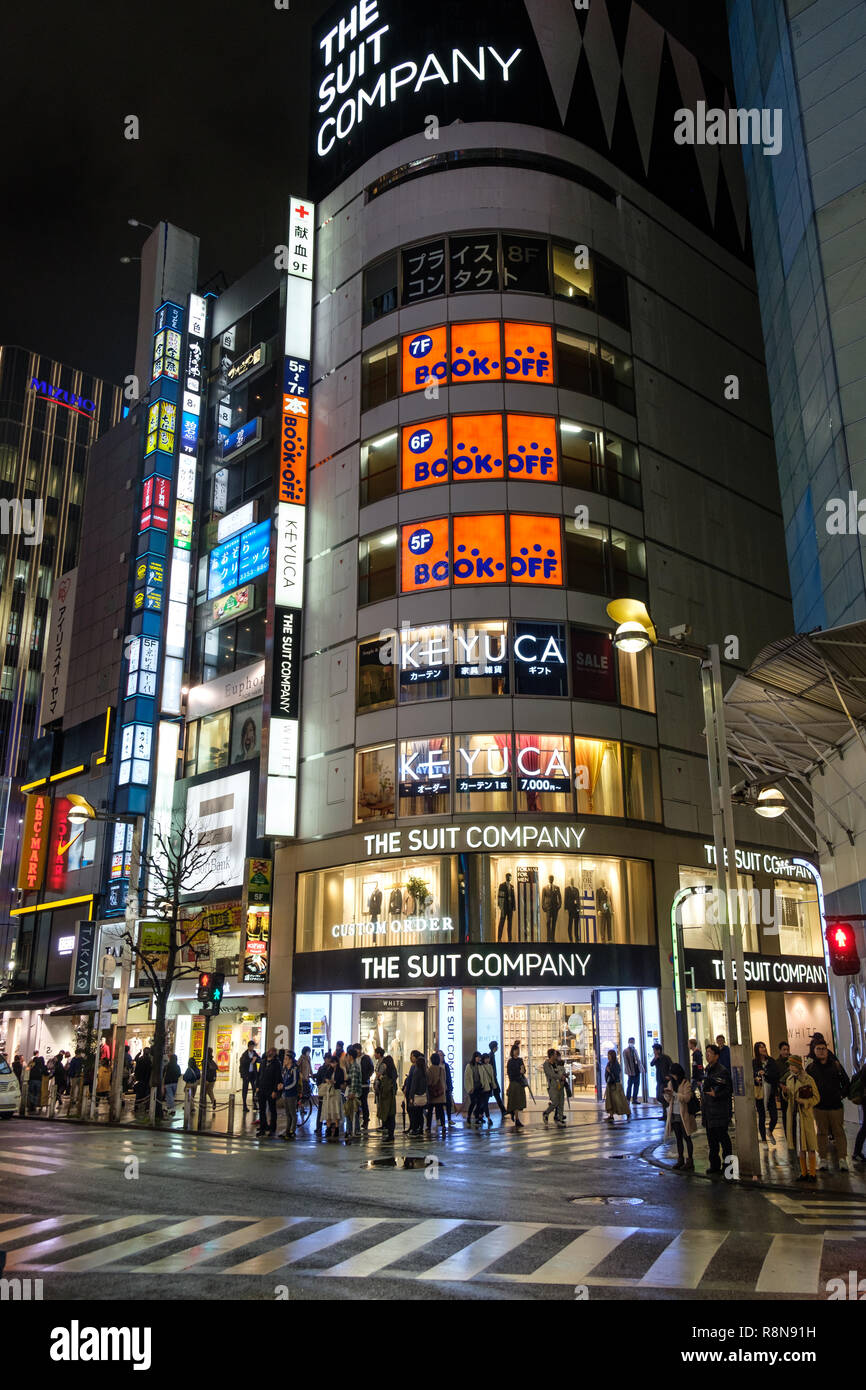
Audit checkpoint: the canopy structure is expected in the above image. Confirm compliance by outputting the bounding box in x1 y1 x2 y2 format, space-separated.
723 621 866 854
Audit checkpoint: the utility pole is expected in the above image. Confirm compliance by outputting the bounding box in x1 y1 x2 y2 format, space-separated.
110 814 144 1124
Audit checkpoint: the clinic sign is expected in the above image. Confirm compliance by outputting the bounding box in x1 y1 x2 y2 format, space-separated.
294 943 660 991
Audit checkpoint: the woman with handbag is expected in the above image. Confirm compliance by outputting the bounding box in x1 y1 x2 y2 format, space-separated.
505 1042 528 1128
425 1052 447 1134
603 1049 631 1126
753 1041 779 1144
663 1063 696 1168
463 1051 485 1127
782 1055 820 1181
406 1052 428 1135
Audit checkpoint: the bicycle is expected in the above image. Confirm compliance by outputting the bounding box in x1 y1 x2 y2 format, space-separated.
296 1080 317 1128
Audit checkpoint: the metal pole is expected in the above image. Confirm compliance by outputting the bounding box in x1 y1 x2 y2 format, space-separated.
709 644 760 1180
197 1011 211 1131
700 659 737 1042
110 814 143 1124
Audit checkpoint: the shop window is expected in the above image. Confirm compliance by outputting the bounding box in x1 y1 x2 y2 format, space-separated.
556 330 598 396
197 711 230 775
358 528 397 605
624 743 662 822
357 637 395 712
515 733 571 816
602 434 640 508
570 628 616 702
565 518 608 594
774 881 823 956
398 736 450 817
235 610 266 668
399 624 450 703
361 340 398 411
610 529 647 600
624 859 655 944
231 698 262 763
574 737 623 817
598 342 635 414
360 430 398 506
513 621 568 696
363 253 399 324
552 241 593 303
489 852 640 948
355 744 396 822
678 865 759 953
184 720 199 777
401 239 446 305
297 856 452 956
560 420 600 492
449 233 499 293
618 644 655 713
454 733 513 813
453 620 508 696
595 257 630 328
502 235 549 294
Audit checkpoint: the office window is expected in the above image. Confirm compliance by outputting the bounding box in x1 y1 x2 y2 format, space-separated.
565 518 608 594
363 254 399 324
552 242 593 302
573 738 623 817
618 645 655 713
598 342 635 414
356 744 396 822
360 430 398 506
398 737 450 817
556 330 598 396
453 620 508 696
361 341 398 411
502 235 549 294
560 420 600 491
357 637 395 712
235 609 266 668
197 711 230 775
515 733 572 815
624 744 662 822
610 530 647 600
602 434 640 508
358 529 397 605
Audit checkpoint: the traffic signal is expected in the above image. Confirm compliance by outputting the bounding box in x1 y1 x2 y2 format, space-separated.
197 970 225 1011
825 921 861 976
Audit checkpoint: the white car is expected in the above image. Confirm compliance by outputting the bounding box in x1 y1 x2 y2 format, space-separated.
0 1058 21 1118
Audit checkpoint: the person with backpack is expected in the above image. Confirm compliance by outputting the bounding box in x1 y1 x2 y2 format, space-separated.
182 1056 201 1104
281 1051 299 1140
807 1039 851 1171
664 1063 697 1169
425 1051 447 1134
783 1054 820 1181
702 1043 733 1175
848 1061 866 1164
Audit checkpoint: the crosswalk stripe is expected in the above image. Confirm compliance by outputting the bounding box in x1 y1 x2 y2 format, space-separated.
0 1159 56 1176
416 1222 545 1281
227 1218 385 1275
0 1216 94 1244
755 1234 825 1294
5 1215 158 1270
496 1224 639 1285
320 1218 464 1278
51 1216 237 1271
137 1217 308 1273
638 1230 729 1288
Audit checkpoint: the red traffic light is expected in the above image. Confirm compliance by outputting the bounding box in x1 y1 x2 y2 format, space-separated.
825 920 861 977
198 972 212 988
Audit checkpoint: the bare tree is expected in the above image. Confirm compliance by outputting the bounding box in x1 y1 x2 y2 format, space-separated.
117 817 227 1103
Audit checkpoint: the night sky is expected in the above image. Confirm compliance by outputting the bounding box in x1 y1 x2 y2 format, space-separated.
0 0 334 385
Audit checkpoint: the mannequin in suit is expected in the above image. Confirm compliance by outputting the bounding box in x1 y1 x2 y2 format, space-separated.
402 887 416 917
596 883 613 942
497 873 516 941
368 881 383 923
564 880 581 943
374 1013 389 1051
388 884 403 917
541 876 562 942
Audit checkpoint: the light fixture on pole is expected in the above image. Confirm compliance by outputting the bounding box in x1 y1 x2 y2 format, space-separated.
606 600 762 1180
67 795 144 1125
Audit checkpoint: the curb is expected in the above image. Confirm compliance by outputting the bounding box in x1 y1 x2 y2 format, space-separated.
640 1138 866 1199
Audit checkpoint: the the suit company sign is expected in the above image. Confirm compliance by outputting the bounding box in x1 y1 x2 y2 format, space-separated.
294 942 660 990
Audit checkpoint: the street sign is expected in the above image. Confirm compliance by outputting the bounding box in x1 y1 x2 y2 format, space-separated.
689 1002 702 1012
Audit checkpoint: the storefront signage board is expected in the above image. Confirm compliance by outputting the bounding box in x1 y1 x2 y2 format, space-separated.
294 943 659 991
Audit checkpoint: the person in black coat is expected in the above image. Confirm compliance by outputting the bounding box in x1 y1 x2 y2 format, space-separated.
133 1049 152 1105
256 1047 283 1137
239 1040 260 1114
702 1044 733 1174
753 1041 780 1143
650 1043 673 1119
359 1048 374 1129
488 1040 507 1119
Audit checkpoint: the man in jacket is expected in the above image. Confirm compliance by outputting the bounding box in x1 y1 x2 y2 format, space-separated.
807 1040 850 1171
702 1043 733 1174
623 1037 643 1105
541 877 562 942
256 1047 283 1137
239 1040 259 1114
497 874 516 941
715 1034 732 1074
542 1048 567 1127
281 1052 299 1140
344 1046 363 1140
67 1052 83 1108
650 1043 673 1119
359 1048 374 1129
488 1040 507 1119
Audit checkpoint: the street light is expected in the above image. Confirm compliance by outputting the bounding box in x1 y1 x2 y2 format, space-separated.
606 599 761 1179
67 795 144 1124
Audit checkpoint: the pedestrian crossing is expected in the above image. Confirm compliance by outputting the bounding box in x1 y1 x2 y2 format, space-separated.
0 1131 248 1177
762 1191 866 1230
0 1210 859 1292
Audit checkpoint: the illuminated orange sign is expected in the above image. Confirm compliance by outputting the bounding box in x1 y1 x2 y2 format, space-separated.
453 514 506 584
17 793 50 893
401 517 450 592
504 323 554 383
450 322 502 383
402 418 449 490
402 325 448 394
506 415 559 480
452 415 504 481
509 514 562 585
278 395 309 504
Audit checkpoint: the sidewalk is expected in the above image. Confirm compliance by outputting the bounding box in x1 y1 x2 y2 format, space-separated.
18 1090 255 1139
646 1117 866 1195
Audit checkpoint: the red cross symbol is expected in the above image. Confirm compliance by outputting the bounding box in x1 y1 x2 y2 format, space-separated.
296 204 310 218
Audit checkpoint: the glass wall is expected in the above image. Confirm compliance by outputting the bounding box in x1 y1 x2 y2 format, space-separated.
677 865 759 952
